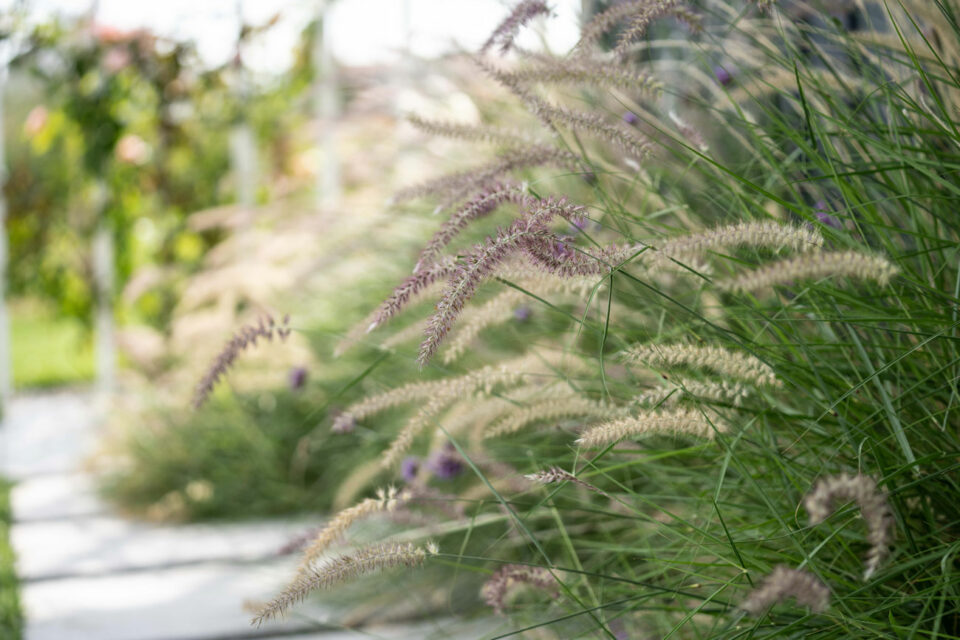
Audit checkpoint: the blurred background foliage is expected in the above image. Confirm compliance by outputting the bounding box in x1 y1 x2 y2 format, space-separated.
2 10 319 387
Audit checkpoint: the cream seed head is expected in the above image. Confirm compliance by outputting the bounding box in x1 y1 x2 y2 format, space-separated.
804 473 894 580
481 564 560 615
298 486 411 571
576 408 722 448
623 343 780 387
648 221 823 270
484 396 626 438
739 566 830 615
718 251 899 294
254 542 433 626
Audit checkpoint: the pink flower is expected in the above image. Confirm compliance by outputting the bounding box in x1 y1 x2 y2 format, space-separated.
24 106 49 137
115 134 151 165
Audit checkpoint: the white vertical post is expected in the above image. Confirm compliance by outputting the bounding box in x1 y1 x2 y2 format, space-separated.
313 0 340 209
230 124 258 207
88 0 114 404
0 46 13 415
92 210 115 401
231 0 258 209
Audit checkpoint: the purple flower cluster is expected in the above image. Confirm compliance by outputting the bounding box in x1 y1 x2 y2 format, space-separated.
814 200 842 229
401 456 421 483
427 444 464 480
713 65 733 86
288 366 308 391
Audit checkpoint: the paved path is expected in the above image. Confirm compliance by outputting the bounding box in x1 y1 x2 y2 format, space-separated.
0 390 492 640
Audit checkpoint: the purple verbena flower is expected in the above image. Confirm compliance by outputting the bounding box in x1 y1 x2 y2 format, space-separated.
552 235 576 260
427 444 463 480
288 366 308 391
713 65 733 86
514 306 532 322
401 456 421 483
622 110 639 125
814 200 843 229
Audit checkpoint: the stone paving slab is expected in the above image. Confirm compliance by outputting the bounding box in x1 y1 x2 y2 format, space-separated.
22 557 328 640
5 391 497 640
11 472 104 522
13 515 319 581
259 618 500 640
0 390 100 479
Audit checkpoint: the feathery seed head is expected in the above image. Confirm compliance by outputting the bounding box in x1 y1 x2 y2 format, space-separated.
804 473 894 579
298 486 412 571
255 542 431 626
718 251 899 294
576 408 721 448
480 0 552 55
525 466 609 496
622 343 780 387
739 566 830 615
193 314 292 409
481 564 559 615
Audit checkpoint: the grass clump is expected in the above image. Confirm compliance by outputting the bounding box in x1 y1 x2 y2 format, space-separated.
173 0 960 636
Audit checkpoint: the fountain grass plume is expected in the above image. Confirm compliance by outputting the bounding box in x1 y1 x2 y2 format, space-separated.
442 274 602 363
407 115 541 147
525 466 609 497
504 54 662 95
193 314 291 409
739 566 831 615
481 563 560 615
417 197 587 367
622 343 780 387
804 473 894 580
391 145 581 204
298 486 411 571
253 542 437 626
576 408 722 447
480 0 552 55
366 256 457 335
483 396 625 438
717 251 899 294
414 182 533 273
576 0 697 56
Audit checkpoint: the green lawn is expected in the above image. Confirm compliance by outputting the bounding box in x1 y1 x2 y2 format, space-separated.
10 299 94 389
0 478 23 639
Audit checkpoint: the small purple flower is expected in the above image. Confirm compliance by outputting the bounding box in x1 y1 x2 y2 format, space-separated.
622 111 639 125
288 366 308 391
713 65 733 86
814 200 843 229
552 235 576 260
514 306 531 322
401 456 420 483
427 444 463 480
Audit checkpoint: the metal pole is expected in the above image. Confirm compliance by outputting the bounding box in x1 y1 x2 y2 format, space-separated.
313 0 340 209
